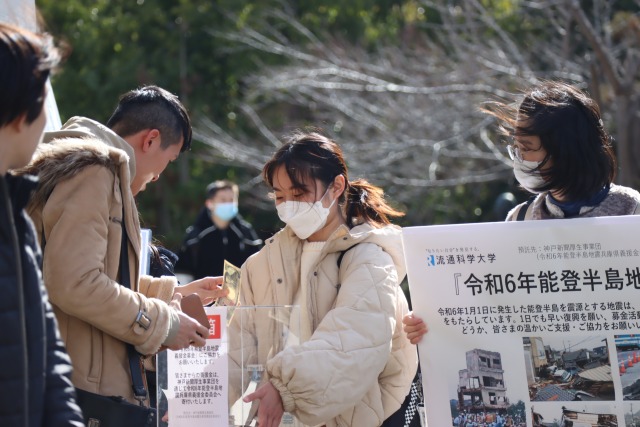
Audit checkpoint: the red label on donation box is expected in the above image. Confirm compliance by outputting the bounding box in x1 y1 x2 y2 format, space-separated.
207 314 221 339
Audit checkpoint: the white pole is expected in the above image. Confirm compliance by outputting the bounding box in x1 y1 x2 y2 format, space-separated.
0 0 63 131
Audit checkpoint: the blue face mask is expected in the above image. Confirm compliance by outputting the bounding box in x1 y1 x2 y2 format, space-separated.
214 203 238 222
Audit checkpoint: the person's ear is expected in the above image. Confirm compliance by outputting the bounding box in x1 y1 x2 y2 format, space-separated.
9 112 28 133
205 198 215 211
332 174 346 198
141 129 161 153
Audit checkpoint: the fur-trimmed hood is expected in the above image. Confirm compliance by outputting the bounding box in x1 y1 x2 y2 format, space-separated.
14 116 176 404
16 117 134 212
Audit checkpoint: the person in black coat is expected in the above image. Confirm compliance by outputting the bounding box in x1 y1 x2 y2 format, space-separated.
0 22 84 427
176 180 262 278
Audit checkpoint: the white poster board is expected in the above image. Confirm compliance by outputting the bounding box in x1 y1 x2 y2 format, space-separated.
166 306 229 427
403 215 640 427
139 228 152 277
0 0 36 30
0 0 62 131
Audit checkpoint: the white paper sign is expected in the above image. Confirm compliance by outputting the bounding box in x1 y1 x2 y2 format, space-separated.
403 215 640 427
139 228 152 277
166 306 228 427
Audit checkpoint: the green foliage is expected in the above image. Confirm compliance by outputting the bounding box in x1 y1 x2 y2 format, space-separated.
40 0 241 123
507 400 526 419
38 0 438 249
394 180 519 227
294 0 420 43
37 0 567 249
450 399 459 418
39 0 270 248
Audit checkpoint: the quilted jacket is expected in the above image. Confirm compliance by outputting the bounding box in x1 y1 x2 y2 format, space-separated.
230 222 418 427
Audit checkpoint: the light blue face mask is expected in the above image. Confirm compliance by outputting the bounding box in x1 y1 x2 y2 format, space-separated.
214 202 238 221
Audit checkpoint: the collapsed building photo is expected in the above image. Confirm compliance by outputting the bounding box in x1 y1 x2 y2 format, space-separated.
559 406 617 427
457 349 510 413
523 337 615 402
532 405 618 427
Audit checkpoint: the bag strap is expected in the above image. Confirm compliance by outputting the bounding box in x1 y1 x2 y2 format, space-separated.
120 219 149 405
337 243 361 269
516 196 535 221
336 244 359 293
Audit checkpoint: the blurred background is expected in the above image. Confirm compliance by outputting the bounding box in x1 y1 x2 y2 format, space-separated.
22 0 640 251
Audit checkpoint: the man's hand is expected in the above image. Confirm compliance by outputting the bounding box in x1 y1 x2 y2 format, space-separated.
177 276 227 305
243 381 284 427
403 312 428 345
164 293 209 350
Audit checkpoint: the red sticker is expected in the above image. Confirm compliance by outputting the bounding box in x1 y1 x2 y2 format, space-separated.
207 314 221 339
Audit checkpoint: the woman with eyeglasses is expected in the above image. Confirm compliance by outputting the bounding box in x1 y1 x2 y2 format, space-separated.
486 80 640 220
230 130 418 427
400 81 640 347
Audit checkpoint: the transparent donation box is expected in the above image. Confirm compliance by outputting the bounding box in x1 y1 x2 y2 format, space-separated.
157 305 300 427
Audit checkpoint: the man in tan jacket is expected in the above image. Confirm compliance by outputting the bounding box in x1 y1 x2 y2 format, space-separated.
19 86 222 408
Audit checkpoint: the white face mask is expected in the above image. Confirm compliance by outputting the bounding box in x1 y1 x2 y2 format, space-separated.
276 186 336 240
513 159 546 193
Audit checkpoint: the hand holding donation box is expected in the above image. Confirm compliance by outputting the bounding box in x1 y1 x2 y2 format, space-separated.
403 216 640 427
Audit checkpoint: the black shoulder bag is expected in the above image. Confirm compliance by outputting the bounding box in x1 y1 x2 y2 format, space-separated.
337 245 423 427
74 219 157 427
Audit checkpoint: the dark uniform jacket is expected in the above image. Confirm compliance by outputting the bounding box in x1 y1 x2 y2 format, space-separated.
0 173 83 427
176 208 262 278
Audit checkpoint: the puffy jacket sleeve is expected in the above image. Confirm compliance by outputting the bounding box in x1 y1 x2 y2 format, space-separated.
138 275 176 303
266 243 397 424
41 287 85 426
39 166 171 355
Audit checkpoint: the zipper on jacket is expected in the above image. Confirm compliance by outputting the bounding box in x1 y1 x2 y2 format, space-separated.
2 177 29 426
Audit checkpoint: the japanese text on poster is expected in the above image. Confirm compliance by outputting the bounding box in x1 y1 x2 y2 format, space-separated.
166 306 228 427
403 216 640 427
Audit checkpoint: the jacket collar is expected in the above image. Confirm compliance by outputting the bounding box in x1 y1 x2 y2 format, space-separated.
273 222 406 283
2 173 39 213
43 116 136 180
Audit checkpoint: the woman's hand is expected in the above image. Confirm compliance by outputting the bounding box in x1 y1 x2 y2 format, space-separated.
176 276 227 305
243 381 284 427
403 312 428 345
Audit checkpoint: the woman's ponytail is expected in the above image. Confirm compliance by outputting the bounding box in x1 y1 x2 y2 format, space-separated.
262 130 404 228
344 178 404 227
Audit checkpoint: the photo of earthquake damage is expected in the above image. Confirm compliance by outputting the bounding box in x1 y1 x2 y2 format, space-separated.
624 402 640 426
451 348 526 426
615 334 640 400
532 403 618 427
523 336 615 402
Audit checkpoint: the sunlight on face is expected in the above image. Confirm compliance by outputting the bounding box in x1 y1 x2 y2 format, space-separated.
133 137 183 195
271 166 325 205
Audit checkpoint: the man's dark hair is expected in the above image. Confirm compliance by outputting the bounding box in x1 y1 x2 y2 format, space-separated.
206 180 238 199
106 85 192 153
0 22 60 127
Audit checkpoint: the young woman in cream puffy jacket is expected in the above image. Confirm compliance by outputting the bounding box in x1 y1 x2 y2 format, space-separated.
229 131 418 427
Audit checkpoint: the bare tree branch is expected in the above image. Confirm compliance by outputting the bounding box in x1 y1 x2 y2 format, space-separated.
196 0 640 220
